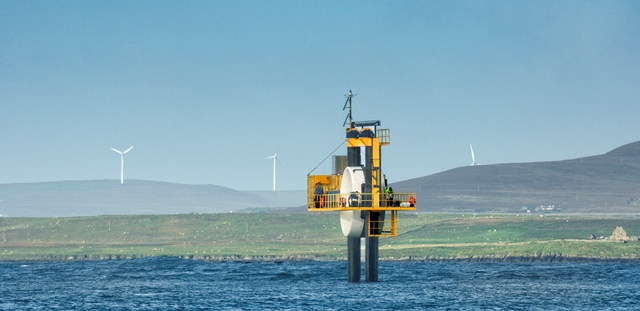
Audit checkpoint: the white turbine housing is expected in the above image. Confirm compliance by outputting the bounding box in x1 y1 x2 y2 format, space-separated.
339 166 366 237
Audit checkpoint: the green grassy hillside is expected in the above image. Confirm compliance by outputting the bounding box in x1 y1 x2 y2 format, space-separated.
1 213 639 261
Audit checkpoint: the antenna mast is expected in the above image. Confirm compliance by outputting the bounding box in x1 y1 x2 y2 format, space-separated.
343 90 356 128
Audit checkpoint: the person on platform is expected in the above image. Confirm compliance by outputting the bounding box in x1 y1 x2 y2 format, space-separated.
314 182 324 208
385 186 394 207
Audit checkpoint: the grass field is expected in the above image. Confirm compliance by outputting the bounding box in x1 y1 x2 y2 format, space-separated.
1 213 639 261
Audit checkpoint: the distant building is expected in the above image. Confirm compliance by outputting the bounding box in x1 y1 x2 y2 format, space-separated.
534 205 560 212
610 227 629 241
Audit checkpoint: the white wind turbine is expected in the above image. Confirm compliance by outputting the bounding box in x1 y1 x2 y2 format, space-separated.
265 152 277 191
265 151 286 191
470 144 480 166
111 146 134 184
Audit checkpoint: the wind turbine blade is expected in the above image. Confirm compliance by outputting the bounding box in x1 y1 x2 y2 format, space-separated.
123 146 134 154
111 148 122 154
277 157 287 173
264 150 277 159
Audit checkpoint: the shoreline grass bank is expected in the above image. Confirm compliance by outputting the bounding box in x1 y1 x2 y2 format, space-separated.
1 213 639 261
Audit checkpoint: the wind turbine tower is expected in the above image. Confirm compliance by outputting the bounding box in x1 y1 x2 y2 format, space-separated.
470 144 479 166
111 146 134 184
266 152 277 191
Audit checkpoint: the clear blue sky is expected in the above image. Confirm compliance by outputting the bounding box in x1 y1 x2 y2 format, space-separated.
2 1 639 190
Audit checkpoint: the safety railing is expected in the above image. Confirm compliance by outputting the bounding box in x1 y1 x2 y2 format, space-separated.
369 210 398 237
377 128 390 145
308 192 416 211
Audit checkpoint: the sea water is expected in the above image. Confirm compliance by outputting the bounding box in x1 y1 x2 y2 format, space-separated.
1 257 638 310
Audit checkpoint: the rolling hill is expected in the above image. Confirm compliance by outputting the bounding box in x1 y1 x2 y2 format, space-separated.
392 141 640 213
0 180 305 217
4 141 640 217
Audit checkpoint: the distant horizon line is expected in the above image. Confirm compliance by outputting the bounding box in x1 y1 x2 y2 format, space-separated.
0 179 307 191
3 140 637 190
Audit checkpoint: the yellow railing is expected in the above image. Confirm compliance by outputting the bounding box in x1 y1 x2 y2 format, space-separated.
369 210 397 237
308 192 416 211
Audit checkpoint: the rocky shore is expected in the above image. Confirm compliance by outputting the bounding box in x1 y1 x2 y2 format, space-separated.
2 253 639 263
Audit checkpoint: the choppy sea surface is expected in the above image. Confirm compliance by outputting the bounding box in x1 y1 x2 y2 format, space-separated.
0 257 638 310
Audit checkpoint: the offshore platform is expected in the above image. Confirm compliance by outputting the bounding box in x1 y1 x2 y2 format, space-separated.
307 91 416 282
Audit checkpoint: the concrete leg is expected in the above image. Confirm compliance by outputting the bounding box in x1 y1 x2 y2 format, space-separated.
365 236 379 282
347 237 361 282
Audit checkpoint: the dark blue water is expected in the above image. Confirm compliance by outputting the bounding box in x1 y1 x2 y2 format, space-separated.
0 257 638 310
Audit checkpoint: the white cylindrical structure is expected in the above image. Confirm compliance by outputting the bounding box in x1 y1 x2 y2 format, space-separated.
339 166 366 237
340 210 365 237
